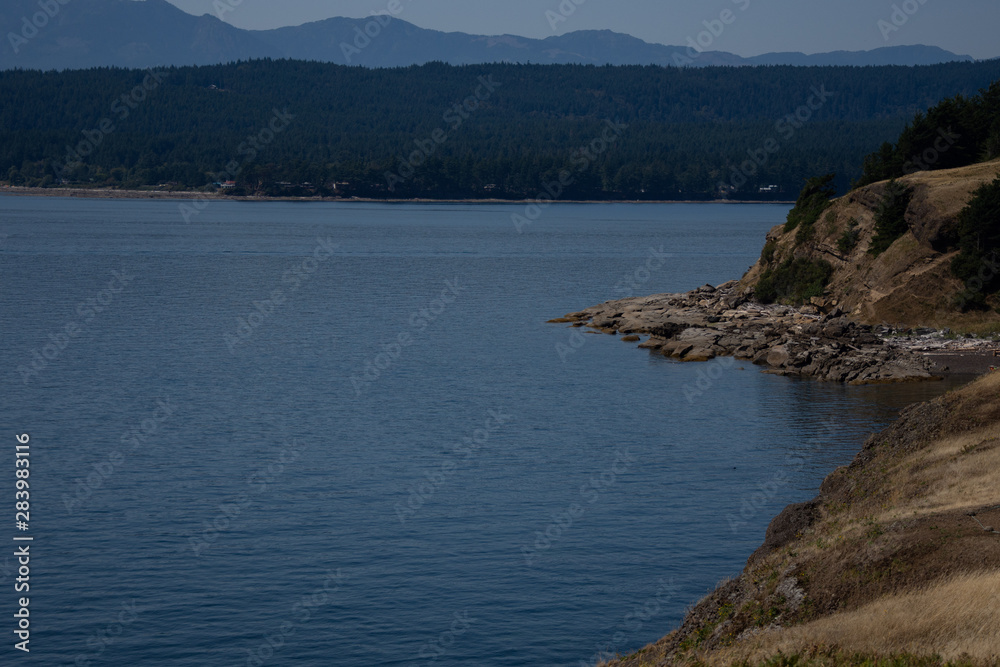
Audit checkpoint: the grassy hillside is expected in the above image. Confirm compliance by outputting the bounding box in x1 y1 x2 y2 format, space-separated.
604 370 1000 666
740 159 1000 333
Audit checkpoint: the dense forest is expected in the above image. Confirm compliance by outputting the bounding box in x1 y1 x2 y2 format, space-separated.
856 79 1000 186
2 59 1000 200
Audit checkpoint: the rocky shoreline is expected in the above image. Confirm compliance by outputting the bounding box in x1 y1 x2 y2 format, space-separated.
555 281 999 385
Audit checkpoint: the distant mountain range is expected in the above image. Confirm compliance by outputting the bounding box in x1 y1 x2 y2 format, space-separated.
0 0 977 71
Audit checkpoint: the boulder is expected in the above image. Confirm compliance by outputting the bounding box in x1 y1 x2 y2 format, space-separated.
766 345 791 368
669 344 694 359
638 337 666 350
681 347 715 362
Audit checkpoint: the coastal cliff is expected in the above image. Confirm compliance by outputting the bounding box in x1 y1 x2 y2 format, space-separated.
576 162 1000 664
740 159 1000 332
603 369 1000 666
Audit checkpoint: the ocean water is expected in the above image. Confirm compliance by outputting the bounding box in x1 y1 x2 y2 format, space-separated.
0 197 963 666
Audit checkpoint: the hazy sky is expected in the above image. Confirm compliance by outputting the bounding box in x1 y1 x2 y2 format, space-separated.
164 0 999 59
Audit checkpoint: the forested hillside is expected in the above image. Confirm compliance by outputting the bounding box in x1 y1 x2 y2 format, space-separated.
3 60 1000 199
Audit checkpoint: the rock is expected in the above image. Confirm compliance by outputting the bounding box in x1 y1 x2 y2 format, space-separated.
562 282 941 387
649 323 685 338
718 335 743 348
823 323 847 338
766 346 791 368
724 295 746 309
677 327 722 345
681 347 715 362
800 305 820 316
670 344 694 359
791 351 812 367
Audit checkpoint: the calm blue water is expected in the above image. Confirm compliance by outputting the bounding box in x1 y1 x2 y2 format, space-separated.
0 197 963 666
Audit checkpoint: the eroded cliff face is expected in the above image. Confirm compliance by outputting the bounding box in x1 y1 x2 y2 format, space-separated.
740 160 1000 330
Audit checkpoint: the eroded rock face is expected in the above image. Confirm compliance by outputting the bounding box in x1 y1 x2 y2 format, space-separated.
558 281 943 385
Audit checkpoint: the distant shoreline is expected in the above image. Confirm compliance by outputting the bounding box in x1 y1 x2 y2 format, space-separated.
0 186 794 206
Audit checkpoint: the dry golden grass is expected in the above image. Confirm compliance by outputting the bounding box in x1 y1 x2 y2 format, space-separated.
709 571 1000 665
880 426 1000 520
603 371 1000 667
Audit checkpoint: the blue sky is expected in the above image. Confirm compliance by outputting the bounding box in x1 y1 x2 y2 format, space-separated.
165 0 999 59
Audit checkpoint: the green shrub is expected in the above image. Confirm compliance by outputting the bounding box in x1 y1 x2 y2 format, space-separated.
950 176 1000 310
868 180 913 257
837 218 861 254
761 240 778 265
785 174 837 236
756 258 834 304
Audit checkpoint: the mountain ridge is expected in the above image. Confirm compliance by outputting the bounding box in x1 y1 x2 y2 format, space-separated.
0 0 976 70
